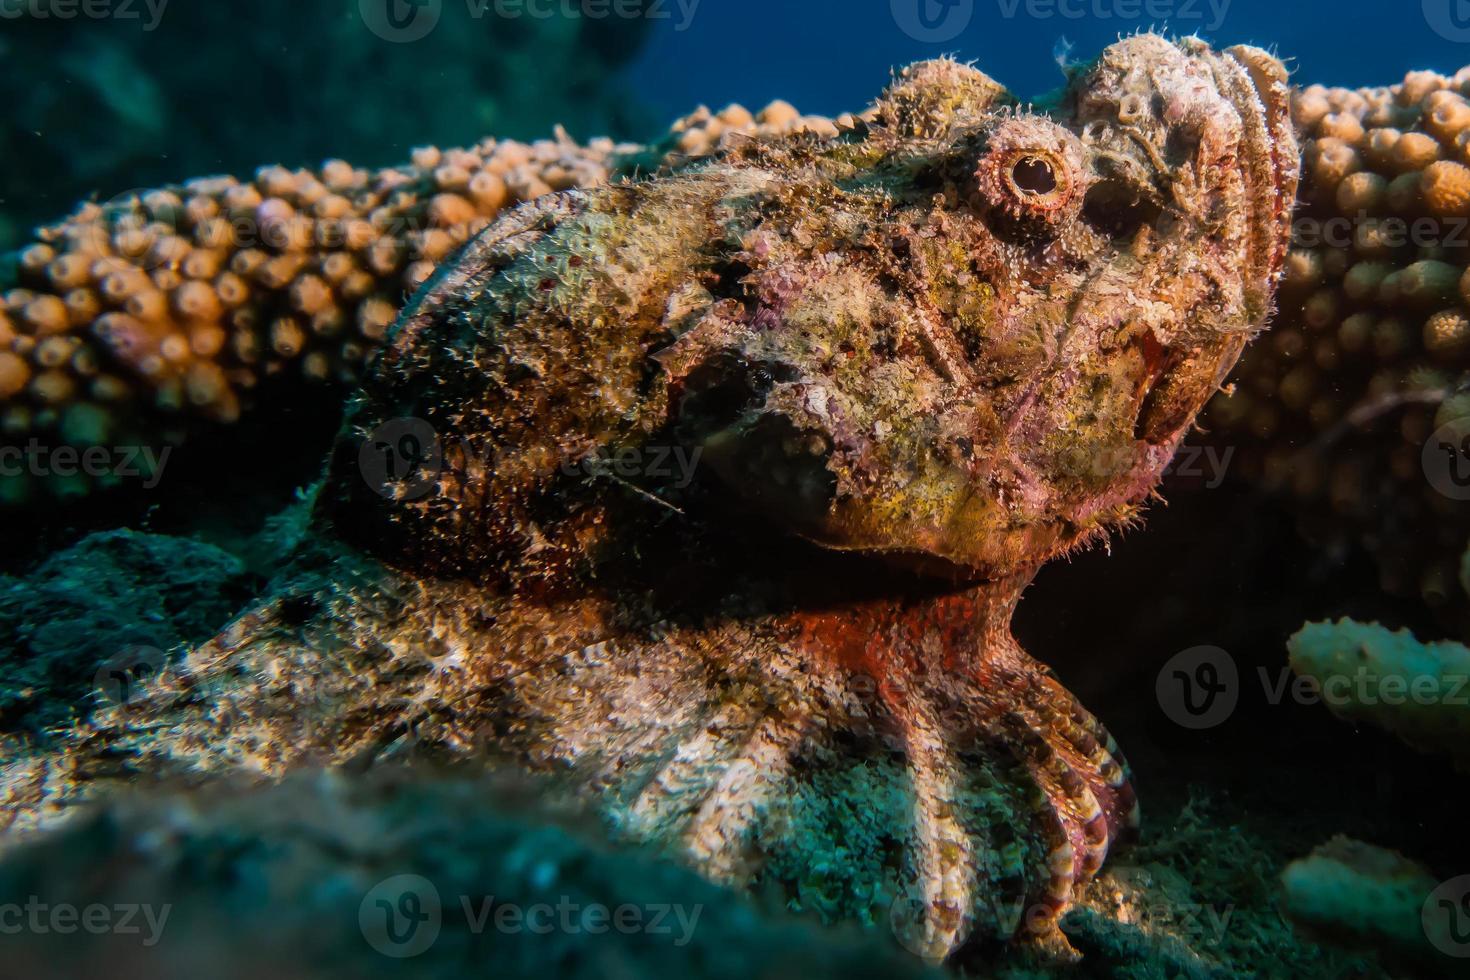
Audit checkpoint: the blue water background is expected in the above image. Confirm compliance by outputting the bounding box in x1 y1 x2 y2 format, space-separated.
629 0 1470 124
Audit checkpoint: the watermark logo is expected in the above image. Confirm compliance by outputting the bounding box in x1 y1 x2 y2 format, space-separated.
571 445 703 489
0 441 171 490
1157 643 1469 730
1085 444 1234 490
0 0 170 31
360 418 444 502
1156 645 1238 730
359 877 702 957
888 888 959 960
359 416 705 502
72 188 179 274
1106 869 1235 945
361 0 701 41
1425 0 1470 43
892 0 974 43
1425 418 1470 501
360 0 443 42
1424 875 1470 958
0 898 171 945
995 0 1229 31
360 875 443 958
93 645 167 709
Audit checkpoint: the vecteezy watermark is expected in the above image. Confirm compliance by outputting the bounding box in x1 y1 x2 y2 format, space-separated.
891 0 974 43
93 645 168 709
892 884 1233 954
0 898 171 946
1155 645 1239 730
0 441 172 490
359 417 703 502
1424 875 1470 958
1083 444 1234 490
570 445 703 489
1424 417 1470 502
994 0 1230 32
1101 869 1236 946
1262 667 1470 711
359 418 444 502
1164 445 1234 490
360 0 700 43
0 0 169 30
1425 0 1470 44
1157 645 1470 729
361 876 442 958
359 0 441 42
359 875 703 958
1293 211 1470 254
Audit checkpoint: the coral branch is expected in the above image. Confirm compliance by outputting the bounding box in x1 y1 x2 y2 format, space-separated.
1287 618 1470 768
0 103 839 502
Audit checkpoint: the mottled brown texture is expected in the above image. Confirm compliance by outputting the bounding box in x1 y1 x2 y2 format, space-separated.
2 37 1297 965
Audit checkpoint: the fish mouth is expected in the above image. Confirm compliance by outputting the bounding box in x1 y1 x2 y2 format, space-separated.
1146 41 1302 434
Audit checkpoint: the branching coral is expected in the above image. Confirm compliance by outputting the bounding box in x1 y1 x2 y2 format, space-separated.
0 136 620 497
0 104 833 503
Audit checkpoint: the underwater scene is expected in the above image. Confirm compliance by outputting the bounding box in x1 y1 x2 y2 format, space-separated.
2 1 1470 977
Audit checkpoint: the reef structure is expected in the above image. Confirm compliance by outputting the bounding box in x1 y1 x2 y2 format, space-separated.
1 36 1298 966
0 107 835 503
1205 66 1470 634
1281 836 1463 976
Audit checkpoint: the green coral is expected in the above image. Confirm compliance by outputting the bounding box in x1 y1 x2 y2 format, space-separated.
1288 619 1470 767
1281 837 1460 977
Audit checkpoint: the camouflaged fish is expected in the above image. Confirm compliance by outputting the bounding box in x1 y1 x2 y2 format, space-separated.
1 34 1298 964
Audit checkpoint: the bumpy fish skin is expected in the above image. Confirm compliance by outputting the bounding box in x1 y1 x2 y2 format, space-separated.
2 36 1297 964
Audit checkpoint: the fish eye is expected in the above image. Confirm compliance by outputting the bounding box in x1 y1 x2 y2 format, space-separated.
1011 156 1058 196
980 146 1073 216
973 118 1087 227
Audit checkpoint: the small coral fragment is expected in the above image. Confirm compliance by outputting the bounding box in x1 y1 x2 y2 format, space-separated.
1281 836 1453 974
1287 619 1470 768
